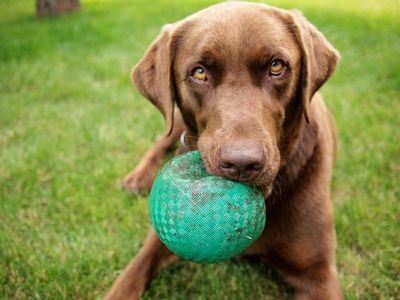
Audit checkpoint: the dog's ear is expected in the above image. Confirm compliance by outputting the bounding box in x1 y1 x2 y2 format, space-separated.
289 11 340 123
132 24 178 135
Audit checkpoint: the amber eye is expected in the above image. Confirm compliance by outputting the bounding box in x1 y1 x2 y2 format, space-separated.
269 60 285 76
192 67 207 81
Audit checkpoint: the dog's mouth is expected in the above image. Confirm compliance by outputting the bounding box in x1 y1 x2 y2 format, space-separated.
201 153 275 196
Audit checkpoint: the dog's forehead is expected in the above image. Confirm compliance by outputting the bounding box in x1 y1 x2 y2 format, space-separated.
178 3 298 65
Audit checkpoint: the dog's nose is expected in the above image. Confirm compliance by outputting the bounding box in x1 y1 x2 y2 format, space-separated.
219 141 265 181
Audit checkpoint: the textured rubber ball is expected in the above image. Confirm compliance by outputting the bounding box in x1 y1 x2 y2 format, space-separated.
149 151 266 263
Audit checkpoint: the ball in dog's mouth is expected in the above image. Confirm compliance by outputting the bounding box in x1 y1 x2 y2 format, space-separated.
201 152 274 196
149 150 267 263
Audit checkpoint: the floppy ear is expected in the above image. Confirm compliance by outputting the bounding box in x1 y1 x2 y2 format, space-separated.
289 11 340 123
132 24 177 135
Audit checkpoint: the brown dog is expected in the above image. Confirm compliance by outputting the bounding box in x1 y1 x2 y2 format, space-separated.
105 2 342 299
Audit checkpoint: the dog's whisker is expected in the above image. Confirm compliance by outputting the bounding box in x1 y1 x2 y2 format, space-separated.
270 174 282 199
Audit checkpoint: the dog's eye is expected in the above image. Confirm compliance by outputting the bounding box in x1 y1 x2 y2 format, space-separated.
192 67 207 81
269 60 285 76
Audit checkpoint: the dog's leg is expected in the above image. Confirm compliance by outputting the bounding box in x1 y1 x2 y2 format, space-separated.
242 202 342 299
103 229 178 300
265 220 342 300
246 241 342 300
283 262 342 300
123 110 184 193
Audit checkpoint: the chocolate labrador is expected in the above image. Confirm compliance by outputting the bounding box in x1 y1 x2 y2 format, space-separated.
105 2 342 299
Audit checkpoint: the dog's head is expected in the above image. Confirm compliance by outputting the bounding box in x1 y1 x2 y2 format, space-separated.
132 2 339 193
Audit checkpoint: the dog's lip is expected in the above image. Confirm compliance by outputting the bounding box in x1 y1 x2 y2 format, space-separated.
201 154 214 174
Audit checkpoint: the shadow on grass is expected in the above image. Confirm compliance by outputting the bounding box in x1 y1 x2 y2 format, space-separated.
143 257 292 299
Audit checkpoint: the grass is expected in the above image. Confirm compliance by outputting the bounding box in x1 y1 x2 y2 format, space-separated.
0 0 399 299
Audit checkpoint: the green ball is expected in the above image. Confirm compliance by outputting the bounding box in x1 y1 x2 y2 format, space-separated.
149 151 266 263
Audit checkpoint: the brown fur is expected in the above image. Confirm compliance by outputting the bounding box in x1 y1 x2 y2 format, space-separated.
111 2 342 299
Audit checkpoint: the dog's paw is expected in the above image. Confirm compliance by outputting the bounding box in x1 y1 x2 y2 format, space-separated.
122 163 159 194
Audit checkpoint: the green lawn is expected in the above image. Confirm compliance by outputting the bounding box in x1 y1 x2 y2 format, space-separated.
0 0 399 299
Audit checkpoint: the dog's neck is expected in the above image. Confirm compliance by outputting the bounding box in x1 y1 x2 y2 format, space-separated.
282 121 318 175
267 120 319 207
